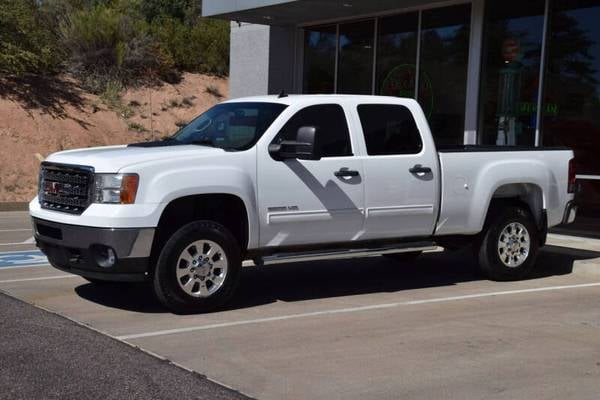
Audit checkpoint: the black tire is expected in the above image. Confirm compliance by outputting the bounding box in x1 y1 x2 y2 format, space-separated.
153 220 241 314
384 251 422 264
477 206 539 281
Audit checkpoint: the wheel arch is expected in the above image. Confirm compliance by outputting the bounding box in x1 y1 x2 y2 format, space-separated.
150 193 251 268
482 183 547 245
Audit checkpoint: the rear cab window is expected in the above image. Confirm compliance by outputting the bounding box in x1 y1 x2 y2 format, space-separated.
357 104 423 155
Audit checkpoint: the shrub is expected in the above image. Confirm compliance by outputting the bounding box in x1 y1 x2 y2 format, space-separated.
0 0 230 104
205 84 222 98
59 3 162 91
0 0 61 76
150 15 229 76
128 121 147 132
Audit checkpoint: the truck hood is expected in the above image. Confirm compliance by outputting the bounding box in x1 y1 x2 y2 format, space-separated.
45 144 224 172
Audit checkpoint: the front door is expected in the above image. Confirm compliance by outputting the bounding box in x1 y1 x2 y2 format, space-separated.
354 103 439 239
257 103 365 247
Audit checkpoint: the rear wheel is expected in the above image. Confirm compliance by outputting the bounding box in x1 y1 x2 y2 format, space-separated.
477 207 539 281
153 220 241 314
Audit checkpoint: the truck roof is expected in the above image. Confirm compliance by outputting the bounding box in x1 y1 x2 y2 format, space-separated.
224 94 418 106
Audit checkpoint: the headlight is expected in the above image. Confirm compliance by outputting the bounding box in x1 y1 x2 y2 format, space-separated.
93 174 139 204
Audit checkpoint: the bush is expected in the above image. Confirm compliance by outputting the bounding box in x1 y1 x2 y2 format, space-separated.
150 15 229 76
59 4 163 91
0 0 61 76
0 0 230 90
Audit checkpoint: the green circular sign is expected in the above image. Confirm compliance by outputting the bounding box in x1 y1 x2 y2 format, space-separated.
380 64 434 118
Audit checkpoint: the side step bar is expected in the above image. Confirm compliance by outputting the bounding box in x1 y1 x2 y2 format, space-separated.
254 241 438 266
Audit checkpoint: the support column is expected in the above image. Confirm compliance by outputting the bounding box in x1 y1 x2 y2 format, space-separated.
229 23 270 98
463 0 485 145
229 23 298 98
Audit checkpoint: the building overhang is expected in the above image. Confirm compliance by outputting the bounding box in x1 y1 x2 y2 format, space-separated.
202 0 438 26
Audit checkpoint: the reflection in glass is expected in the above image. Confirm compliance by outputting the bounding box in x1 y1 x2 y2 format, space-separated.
479 0 545 146
543 0 600 175
303 25 337 94
376 13 418 98
420 4 471 145
337 20 375 94
543 0 600 229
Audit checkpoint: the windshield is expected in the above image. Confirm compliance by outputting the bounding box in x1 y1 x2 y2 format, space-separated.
171 102 287 151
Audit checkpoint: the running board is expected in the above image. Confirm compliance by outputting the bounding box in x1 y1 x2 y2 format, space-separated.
255 241 438 266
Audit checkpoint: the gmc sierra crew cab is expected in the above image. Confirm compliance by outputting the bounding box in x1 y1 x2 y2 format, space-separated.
30 95 577 313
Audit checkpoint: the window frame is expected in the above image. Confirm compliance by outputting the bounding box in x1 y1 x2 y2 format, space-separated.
356 103 424 156
270 103 354 160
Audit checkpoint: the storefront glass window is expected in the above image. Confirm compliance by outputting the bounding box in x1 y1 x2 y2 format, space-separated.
543 0 600 223
375 12 419 98
303 25 337 94
337 20 375 94
419 4 471 146
479 0 545 146
543 0 600 173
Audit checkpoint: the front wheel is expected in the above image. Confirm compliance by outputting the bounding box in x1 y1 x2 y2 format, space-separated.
477 207 539 281
153 221 241 314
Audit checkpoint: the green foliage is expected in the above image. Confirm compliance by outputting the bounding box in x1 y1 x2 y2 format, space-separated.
0 0 61 75
0 0 229 83
149 15 229 75
128 121 147 132
139 0 199 23
59 4 161 91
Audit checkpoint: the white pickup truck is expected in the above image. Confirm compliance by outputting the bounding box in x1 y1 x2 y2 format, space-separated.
30 95 577 313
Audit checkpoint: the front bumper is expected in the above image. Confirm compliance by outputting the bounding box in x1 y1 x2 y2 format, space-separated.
33 217 155 282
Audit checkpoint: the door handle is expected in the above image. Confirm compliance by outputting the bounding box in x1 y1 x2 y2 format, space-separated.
409 164 432 174
334 168 359 177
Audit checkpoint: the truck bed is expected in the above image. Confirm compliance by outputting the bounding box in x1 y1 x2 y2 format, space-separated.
435 147 573 236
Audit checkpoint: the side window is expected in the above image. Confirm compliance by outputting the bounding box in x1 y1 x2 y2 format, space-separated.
357 104 423 155
274 104 352 157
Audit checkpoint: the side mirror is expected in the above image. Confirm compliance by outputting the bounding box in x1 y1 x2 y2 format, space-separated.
295 126 319 160
268 126 320 161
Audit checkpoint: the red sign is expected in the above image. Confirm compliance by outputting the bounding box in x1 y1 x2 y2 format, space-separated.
502 38 521 63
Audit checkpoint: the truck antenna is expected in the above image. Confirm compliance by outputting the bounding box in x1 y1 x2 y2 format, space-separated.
278 90 288 98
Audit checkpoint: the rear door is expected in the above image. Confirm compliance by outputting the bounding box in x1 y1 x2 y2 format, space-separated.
354 102 440 239
257 103 365 247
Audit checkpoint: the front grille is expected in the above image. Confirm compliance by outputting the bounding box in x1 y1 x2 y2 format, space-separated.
39 162 94 214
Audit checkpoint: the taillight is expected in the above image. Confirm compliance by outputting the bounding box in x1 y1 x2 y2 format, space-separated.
568 158 576 193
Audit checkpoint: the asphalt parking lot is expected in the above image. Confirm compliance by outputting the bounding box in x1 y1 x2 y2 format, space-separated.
1 210 600 399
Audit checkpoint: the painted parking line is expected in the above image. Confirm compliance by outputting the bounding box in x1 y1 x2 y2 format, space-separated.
117 282 600 340
0 250 48 268
0 263 51 270
0 236 35 246
0 275 76 284
0 228 32 233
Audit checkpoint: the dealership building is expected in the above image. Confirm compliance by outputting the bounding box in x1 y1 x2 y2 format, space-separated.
203 0 600 234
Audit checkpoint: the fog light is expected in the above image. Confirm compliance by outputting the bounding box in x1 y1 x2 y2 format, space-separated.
91 245 117 268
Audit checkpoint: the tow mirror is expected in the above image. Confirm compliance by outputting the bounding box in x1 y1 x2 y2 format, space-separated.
268 126 320 161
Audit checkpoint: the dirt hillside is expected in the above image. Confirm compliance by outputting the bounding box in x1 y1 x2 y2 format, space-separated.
0 73 228 202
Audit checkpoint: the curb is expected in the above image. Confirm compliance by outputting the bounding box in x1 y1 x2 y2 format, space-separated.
0 202 29 212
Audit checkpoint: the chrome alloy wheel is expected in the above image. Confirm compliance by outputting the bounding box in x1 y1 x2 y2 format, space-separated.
497 222 530 268
176 240 228 297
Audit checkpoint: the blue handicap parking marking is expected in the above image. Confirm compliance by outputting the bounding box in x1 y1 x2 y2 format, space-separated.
0 251 48 268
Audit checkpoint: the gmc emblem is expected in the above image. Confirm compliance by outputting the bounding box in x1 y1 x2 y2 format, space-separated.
44 181 60 195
